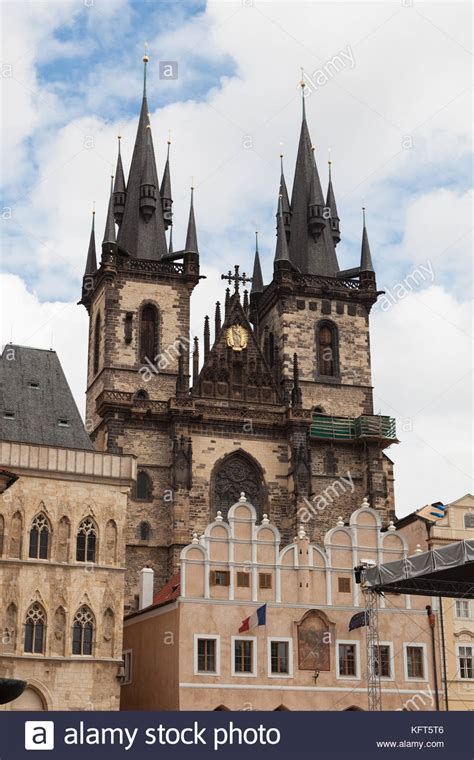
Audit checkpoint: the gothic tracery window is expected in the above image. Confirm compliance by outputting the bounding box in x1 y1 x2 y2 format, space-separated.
72 606 94 655
140 304 158 363
211 452 264 520
29 513 51 560
316 321 339 378
76 517 97 563
24 603 46 654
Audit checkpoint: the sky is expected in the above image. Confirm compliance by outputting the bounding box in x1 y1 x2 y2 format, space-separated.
0 0 472 517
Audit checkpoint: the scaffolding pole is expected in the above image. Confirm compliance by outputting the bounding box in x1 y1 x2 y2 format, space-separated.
364 587 382 711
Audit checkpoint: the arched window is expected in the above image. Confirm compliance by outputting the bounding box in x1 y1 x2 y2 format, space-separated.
10 511 22 558
135 389 148 401
72 606 94 655
211 451 265 520
29 513 51 559
316 321 339 378
76 517 97 563
140 304 158 363
136 471 151 501
24 603 46 654
93 313 101 375
139 521 151 541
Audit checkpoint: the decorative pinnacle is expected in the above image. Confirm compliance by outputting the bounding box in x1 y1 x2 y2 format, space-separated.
143 41 149 63
255 230 259 252
117 134 122 154
142 43 149 95
362 206 366 226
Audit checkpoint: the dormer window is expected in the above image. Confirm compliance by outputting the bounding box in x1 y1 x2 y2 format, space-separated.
3 411 15 419
58 418 70 427
28 382 40 389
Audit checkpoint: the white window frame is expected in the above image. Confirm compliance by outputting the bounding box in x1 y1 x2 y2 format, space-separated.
370 640 394 681
194 634 220 676
403 642 428 681
267 637 293 678
455 600 471 620
122 649 132 685
456 643 474 681
231 635 257 677
336 639 360 680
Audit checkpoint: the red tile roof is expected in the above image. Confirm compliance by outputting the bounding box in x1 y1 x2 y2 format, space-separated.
152 572 180 606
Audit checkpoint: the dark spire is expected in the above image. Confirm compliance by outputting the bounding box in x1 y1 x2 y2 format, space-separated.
204 315 210 358
243 289 249 314
113 136 126 226
288 80 339 276
84 209 97 276
274 195 291 264
103 176 116 246
168 225 173 255
192 336 199 391
214 301 221 337
185 186 198 253
251 231 264 294
326 158 340 245
160 138 173 230
116 52 167 260
225 288 230 315
291 352 302 409
277 154 291 235
360 207 374 272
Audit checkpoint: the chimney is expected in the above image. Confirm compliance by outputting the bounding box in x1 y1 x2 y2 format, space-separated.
139 567 154 609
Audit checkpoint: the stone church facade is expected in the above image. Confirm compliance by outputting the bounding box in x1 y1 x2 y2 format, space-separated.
79 60 397 609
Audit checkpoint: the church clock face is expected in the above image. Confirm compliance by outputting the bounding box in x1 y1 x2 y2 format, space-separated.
226 324 248 351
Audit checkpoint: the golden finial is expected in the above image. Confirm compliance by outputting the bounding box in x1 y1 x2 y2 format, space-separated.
328 147 332 166
92 200 96 215
300 66 305 88
143 41 149 64
191 175 195 190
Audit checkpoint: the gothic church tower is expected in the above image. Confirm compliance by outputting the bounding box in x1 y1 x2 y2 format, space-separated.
80 66 397 607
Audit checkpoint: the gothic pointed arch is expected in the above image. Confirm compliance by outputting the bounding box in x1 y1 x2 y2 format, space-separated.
139 302 159 363
9 511 22 558
29 512 51 559
315 319 340 379
210 450 266 520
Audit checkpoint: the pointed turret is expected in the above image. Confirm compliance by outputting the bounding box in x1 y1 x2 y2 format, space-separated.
214 301 221 337
288 79 339 276
326 159 340 245
250 231 264 294
103 176 116 247
160 139 173 230
184 187 198 254
360 207 374 273
277 155 291 238
84 209 97 276
116 52 167 260
81 209 97 304
291 352 302 409
274 195 291 265
113 136 126 226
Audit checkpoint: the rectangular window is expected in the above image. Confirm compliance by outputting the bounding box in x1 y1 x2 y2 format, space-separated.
270 641 289 674
338 577 351 593
338 643 357 677
259 573 272 590
406 646 425 679
464 513 474 528
58 418 70 427
458 646 474 679
373 644 391 678
3 411 15 419
234 639 253 674
236 572 250 588
455 600 470 619
197 638 216 673
210 570 230 587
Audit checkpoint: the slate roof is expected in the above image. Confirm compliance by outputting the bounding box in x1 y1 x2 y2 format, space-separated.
0 345 93 450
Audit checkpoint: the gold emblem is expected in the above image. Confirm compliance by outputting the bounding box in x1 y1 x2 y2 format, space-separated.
226 324 248 351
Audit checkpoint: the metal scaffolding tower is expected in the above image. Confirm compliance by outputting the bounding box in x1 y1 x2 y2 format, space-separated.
364 587 382 711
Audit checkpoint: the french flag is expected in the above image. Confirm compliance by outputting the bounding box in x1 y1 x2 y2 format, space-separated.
239 604 266 633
